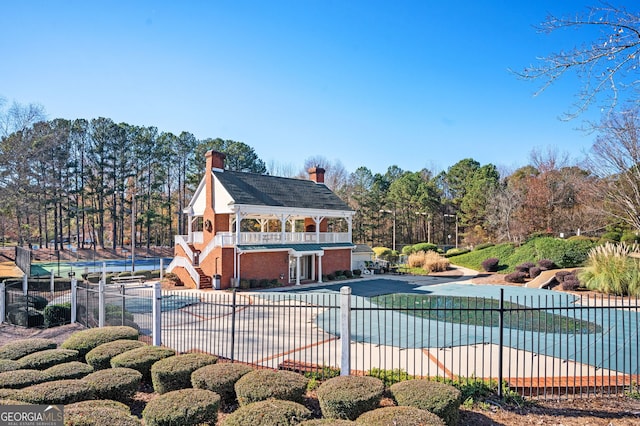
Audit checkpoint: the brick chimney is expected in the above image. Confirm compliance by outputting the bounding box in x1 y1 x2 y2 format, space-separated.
205 150 226 172
308 166 325 184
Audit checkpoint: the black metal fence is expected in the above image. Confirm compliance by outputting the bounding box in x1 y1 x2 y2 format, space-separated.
2 278 72 327
5 279 639 399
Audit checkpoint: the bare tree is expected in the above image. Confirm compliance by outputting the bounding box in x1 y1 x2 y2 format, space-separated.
516 3 640 119
588 108 640 230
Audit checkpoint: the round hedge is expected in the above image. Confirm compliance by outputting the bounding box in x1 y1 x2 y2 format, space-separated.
110 346 175 381
0 389 18 399
389 379 461 426
85 339 147 370
191 363 253 403
16 379 95 404
66 399 131 413
64 405 142 426
82 367 142 402
151 352 218 394
142 388 220 426
222 399 311 426
16 348 79 370
44 361 94 381
235 369 309 406
355 406 446 425
0 369 48 389
61 326 140 360
0 338 57 360
0 399 30 405
299 420 355 425
316 376 384 420
0 359 19 373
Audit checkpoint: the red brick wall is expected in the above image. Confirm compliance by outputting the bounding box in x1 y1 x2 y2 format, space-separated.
240 251 289 283
322 249 351 274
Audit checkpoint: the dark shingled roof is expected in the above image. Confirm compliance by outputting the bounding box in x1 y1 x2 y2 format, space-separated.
214 170 352 211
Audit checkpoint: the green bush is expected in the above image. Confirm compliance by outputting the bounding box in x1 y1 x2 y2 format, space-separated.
413 243 438 253
473 243 494 251
16 348 79 370
151 352 218 394
82 367 142 402
17 379 95 404
142 388 220 426
66 399 131 413
191 362 253 403
61 326 140 360
44 361 94 381
0 338 57 360
222 399 311 426
65 400 140 425
0 359 19 373
316 375 384 420
110 346 175 381
0 369 49 388
355 406 445 425
299 420 355 425
579 242 640 296
85 339 147 370
367 368 412 387
390 379 462 426
43 303 71 327
235 369 309 406
445 247 470 257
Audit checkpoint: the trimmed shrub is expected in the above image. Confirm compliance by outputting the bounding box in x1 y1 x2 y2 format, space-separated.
0 389 18 399
0 369 49 389
235 369 308 406
327 273 336 281
85 339 147 370
445 247 470 257
0 359 19 373
390 379 461 426
65 401 141 426
355 406 445 425
529 266 542 279
151 352 218 394
344 270 353 278
0 399 29 405
43 303 71 327
142 388 221 426
555 270 572 282
6 306 44 327
316 375 384 420
66 399 131 413
17 348 78 370
222 399 311 426
44 361 93 381
537 259 556 270
110 346 175 381
352 269 362 277
300 420 354 425
515 262 535 274
0 338 57 360
61 326 139 360
481 258 499 272
413 242 438 253
504 272 526 284
82 367 142 402
17 379 95 404
191 362 253 403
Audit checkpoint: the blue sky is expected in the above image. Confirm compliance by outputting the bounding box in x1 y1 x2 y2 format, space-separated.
0 1 630 175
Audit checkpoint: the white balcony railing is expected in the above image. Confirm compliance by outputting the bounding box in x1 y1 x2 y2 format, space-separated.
211 231 351 246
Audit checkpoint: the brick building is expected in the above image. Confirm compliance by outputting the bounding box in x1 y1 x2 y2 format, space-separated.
167 150 355 289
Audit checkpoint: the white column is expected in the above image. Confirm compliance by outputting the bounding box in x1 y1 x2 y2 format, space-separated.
152 282 162 346
347 215 353 243
187 214 194 243
98 275 105 328
280 214 287 244
317 253 324 283
22 274 27 296
295 255 301 286
0 282 5 324
70 278 77 324
340 286 351 376
313 216 323 242
50 270 55 295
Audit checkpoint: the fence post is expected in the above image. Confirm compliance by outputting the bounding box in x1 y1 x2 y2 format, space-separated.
159 258 164 280
152 282 162 346
340 286 352 376
22 274 27 296
230 289 237 363
98 276 105 328
497 288 504 398
71 278 77 324
50 270 55 295
0 281 5 324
